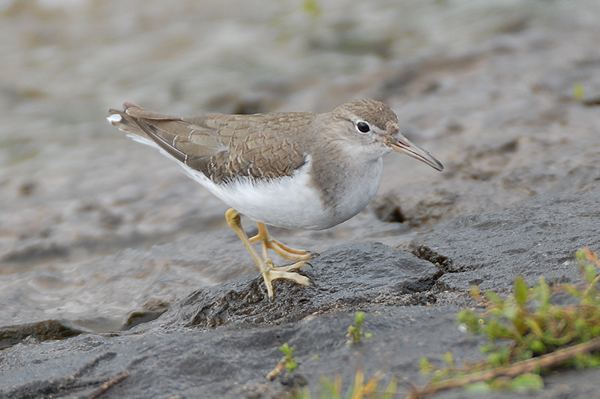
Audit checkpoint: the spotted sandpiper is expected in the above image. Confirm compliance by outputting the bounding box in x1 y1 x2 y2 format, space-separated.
107 99 443 299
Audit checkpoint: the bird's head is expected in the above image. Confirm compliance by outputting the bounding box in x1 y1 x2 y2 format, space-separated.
331 99 443 171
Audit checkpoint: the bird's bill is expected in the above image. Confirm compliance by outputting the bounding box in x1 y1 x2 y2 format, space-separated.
390 135 444 171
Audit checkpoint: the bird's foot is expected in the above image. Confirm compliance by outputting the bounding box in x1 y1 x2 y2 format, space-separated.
225 208 313 300
260 259 310 300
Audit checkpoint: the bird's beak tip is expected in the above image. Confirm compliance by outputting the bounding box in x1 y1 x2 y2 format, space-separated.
390 139 444 172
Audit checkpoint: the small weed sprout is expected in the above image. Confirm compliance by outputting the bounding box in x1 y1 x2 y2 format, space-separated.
572 84 585 101
266 343 298 380
347 312 372 344
302 0 323 19
280 343 298 372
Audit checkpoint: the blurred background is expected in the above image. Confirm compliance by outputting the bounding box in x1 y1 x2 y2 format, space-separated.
0 0 599 337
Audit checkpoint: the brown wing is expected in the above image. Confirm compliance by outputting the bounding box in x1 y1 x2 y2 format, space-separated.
107 103 309 184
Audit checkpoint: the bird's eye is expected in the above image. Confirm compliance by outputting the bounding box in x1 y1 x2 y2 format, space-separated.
356 121 370 133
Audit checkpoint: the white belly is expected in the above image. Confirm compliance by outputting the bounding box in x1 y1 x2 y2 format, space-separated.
181 160 335 230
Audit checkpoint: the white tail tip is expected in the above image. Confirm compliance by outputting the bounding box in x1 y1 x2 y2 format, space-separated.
107 114 122 123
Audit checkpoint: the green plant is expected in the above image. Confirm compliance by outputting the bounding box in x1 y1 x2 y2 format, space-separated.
346 312 372 344
267 343 298 380
412 248 600 397
460 248 600 366
573 84 585 101
302 0 323 19
281 343 298 372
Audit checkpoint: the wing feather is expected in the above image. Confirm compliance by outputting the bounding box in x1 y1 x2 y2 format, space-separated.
107 103 310 184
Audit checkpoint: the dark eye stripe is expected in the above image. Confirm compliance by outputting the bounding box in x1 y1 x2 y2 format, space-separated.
357 121 370 133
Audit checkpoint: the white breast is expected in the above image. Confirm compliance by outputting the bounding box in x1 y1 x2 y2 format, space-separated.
181 156 338 230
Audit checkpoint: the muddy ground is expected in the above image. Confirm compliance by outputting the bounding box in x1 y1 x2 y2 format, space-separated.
0 0 599 398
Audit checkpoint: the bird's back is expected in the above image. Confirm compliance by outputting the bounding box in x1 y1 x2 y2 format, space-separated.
108 103 312 184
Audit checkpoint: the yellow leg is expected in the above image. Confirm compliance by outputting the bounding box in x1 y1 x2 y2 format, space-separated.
225 208 310 299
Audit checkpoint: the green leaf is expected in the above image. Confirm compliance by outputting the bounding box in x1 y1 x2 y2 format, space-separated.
503 304 520 322
381 379 398 399
563 283 582 298
488 351 505 367
286 359 298 372
464 381 490 392
319 376 341 399
514 276 529 307
524 318 544 338
470 285 482 300
533 277 551 313
443 352 454 366
575 248 587 262
485 291 504 306
584 263 597 285
574 318 586 335
355 312 365 324
419 357 432 375
280 343 293 356
511 373 544 391
529 339 547 354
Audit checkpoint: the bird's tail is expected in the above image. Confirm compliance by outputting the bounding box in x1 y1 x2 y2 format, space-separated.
106 103 148 138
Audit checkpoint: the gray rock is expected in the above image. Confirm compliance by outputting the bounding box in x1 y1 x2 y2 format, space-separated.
160 243 441 329
412 185 600 293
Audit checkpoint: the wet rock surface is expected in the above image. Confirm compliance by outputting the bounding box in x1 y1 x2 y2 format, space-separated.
162 243 441 330
0 306 474 399
1 0 600 398
4 189 600 398
412 185 600 293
